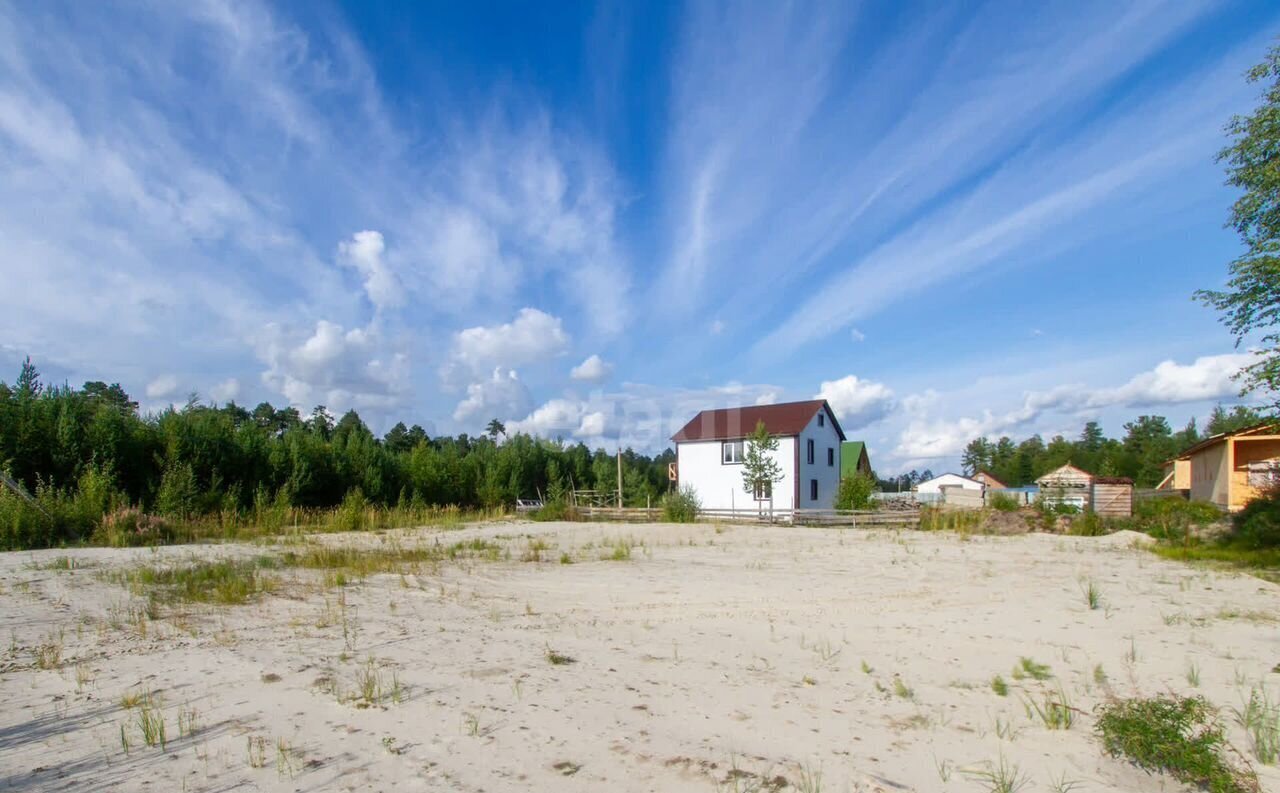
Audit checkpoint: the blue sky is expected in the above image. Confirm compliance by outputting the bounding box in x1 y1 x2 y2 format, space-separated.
1 0 1277 473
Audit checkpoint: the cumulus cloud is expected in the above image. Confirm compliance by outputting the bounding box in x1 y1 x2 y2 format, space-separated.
254 320 408 414
816 375 894 429
145 374 180 400
447 308 569 378
210 378 241 403
570 354 612 383
338 230 402 311
452 368 532 424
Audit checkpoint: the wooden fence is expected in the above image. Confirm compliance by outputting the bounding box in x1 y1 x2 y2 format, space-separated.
573 505 919 528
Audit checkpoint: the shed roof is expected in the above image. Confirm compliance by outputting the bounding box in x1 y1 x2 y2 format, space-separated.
1036 463 1094 486
671 399 845 443
1168 422 1277 462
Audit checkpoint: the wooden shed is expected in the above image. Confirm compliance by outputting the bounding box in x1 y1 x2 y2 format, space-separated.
1091 476 1133 517
1035 463 1094 510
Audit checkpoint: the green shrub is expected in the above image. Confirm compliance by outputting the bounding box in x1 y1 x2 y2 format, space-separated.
92 507 175 547
833 473 876 511
1095 695 1257 793
1231 488 1280 549
661 485 700 523
1135 498 1224 542
531 501 571 522
988 492 1020 512
1068 513 1109 537
327 488 368 533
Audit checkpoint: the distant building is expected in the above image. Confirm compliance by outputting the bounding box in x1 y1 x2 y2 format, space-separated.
1162 423 1280 511
972 471 1007 490
915 473 984 495
840 441 872 479
672 400 845 511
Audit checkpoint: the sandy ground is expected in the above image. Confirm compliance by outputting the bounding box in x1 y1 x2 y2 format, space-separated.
1 521 1278 793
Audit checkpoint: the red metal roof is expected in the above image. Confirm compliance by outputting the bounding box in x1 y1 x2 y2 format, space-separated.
671 399 845 442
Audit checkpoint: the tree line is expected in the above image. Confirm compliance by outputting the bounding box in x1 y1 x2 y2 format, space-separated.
958 406 1264 489
0 359 675 536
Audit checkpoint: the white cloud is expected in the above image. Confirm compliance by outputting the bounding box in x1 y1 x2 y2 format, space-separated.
850 328 866 343
754 391 780 406
889 352 1255 465
254 320 408 414
570 354 612 383
816 375 894 429
507 398 586 438
447 308 569 377
452 368 531 424
338 230 402 311
210 378 241 403
145 375 180 400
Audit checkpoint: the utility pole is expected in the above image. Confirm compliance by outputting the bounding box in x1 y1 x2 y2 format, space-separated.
616 446 623 508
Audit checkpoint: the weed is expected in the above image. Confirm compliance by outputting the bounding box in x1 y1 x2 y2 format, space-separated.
1093 664 1108 685
991 675 1008 697
463 712 480 737
33 631 62 670
934 755 953 782
120 689 144 709
994 716 1021 741
1188 660 1202 688
177 703 198 738
1011 657 1051 681
962 753 1029 793
1095 695 1258 793
246 735 268 768
276 737 296 778
109 556 279 607
860 659 872 674
892 676 914 700
136 695 166 749
119 722 132 755
74 663 93 692
1023 684 1075 730
1234 685 1279 765
559 551 573 564
1047 770 1083 793
546 647 576 666
795 762 822 793
1080 578 1102 610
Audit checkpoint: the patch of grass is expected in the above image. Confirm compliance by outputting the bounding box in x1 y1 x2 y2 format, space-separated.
1234 685 1280 765
1095 695 1259 793
1024 684 1075 730
246 735 268 768
1011 657 1052 681
963 753 1029 793
33 631 62 670
559 551 573 564
1149 543 1280 584
991 675 1009 696
1188 660 1202 688
136 694 166 749
279 538 504 584
109 556 280 607
545 647 576 666
1080 578 1102 610
892 676 914 700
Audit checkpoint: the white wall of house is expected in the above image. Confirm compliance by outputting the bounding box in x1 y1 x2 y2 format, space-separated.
797 410 842 508
916 473 983 494
676 436 796 511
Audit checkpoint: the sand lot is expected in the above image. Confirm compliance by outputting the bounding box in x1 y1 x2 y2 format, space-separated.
1 521 1278 792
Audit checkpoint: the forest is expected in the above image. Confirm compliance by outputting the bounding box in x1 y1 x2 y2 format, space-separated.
0 359 674 549
957 406 1264 489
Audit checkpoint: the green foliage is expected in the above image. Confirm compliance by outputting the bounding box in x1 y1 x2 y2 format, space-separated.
1197 43 1280 410
1231 487 1280 549
661 485 700 523
988 492 1020 512
0 358 679 549
833 473 876 511
1134 497 1225 541
1094 696 1258 793
740 420 782 500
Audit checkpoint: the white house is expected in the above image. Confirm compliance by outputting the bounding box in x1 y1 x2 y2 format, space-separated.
671 399 845 511
915 473 984 495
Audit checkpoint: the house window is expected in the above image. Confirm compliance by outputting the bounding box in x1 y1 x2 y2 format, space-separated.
818 413 824 427
753 481 772 501
722 440 745 464
806 439 814 464
810 479 818 501
827 448 834 467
